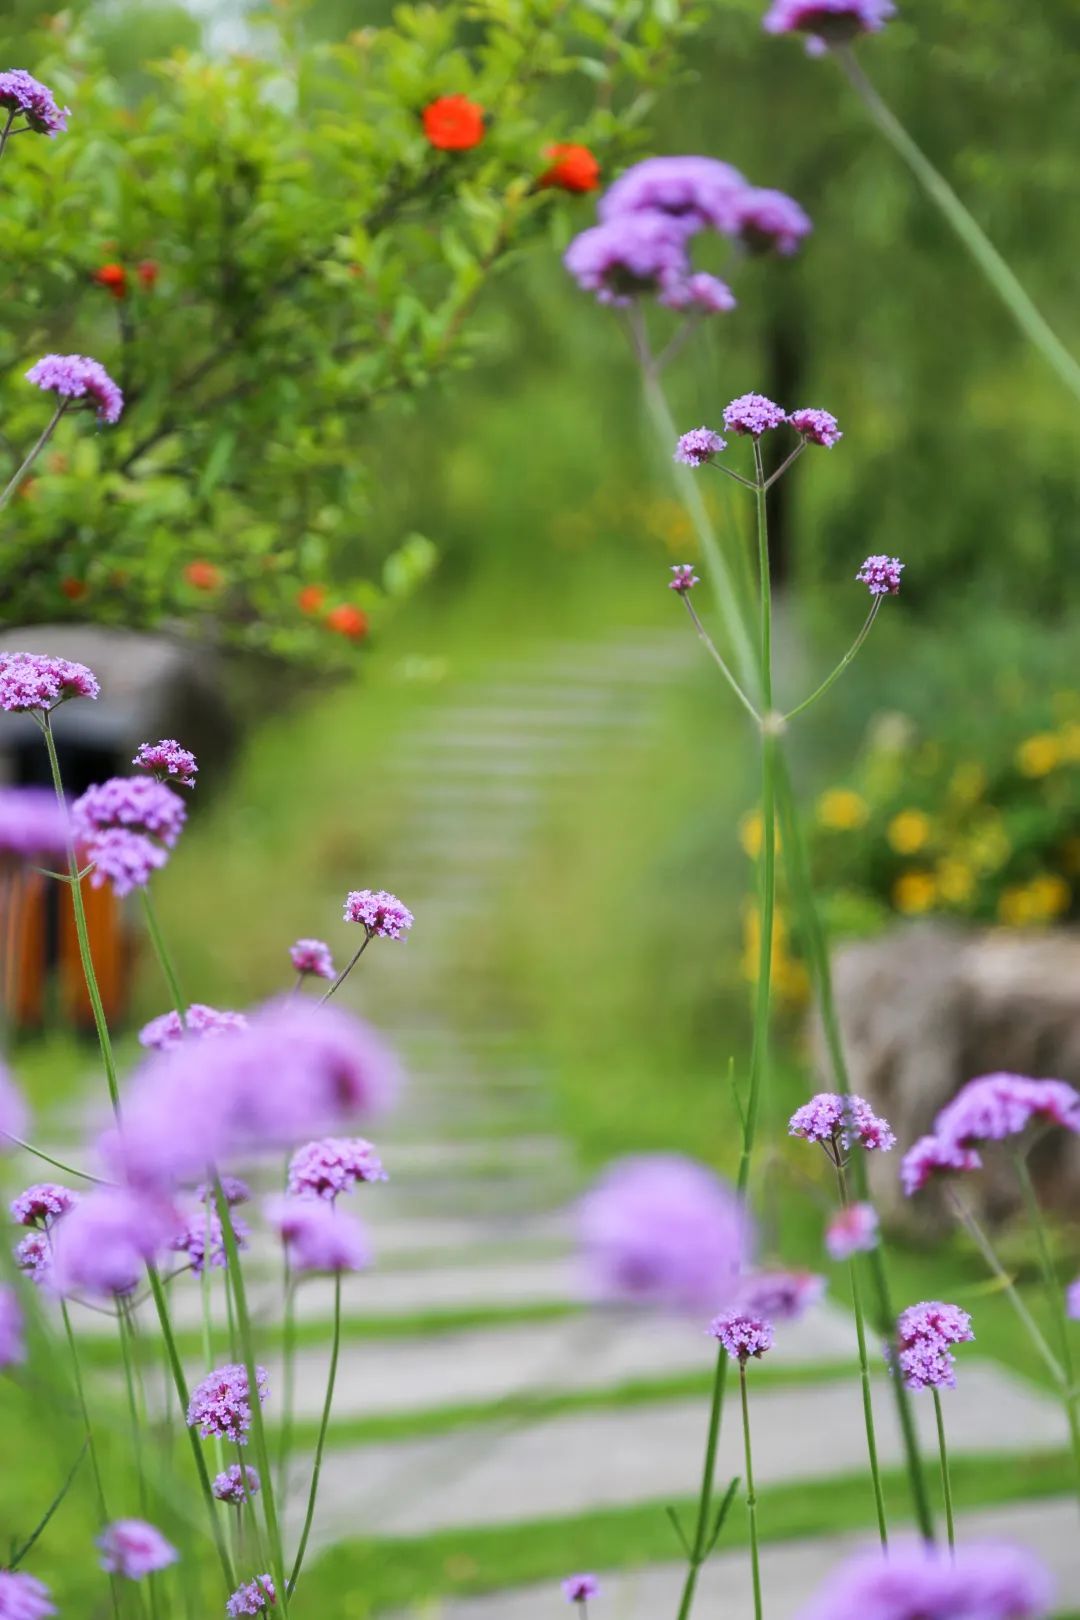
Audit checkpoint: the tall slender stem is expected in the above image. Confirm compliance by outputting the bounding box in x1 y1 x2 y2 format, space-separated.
9 1440 88 1570
140 888 186 1017
288 1270 342 1594
679 594 761 723
317 932 373 1004
836 1164 888 1547
945 1186 1064 1386
0 110 15 166
277 1271 298 1501
1012 1152 1080 1504
752 444 771 711
40 714 121 1118
0 1134 113 1185
932 1388 955 1554
0 402 67 512
839 48 1080 405
739 1364 763 1620
783 599 882 723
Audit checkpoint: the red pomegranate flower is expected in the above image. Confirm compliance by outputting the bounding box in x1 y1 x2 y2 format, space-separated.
326 605 369 641
60 578 88 601
184 561 223 592
539 143 600 194
422 95 485 152
93 263 128 299
297 584 327 615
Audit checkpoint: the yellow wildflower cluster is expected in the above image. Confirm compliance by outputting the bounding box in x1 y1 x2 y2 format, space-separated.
997 875 1071 927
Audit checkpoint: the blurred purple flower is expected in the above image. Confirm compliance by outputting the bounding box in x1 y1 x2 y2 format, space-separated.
213 1463 261 1505
14 1230 51 1287
723 394 787 438
80 828 169 897
0 1571 55 1618
732 187 811 255
599 155 748 235
709 1307 774 1361
564 212 690 306
577 1154 752 1313
25 355 123 423
197 1175 251 1208
74 777 186 847
674 427 726 467
289 938 335 980
562 1575 600 1604
0 652 99 713
133 739 197 788
98 1520 178 1579
900 1134 982 1197
0 70 68 136
10 1182 78 1228
138 1004 248 1052
1068 1278 1080 1321
0 788 71 863
856 555 904 596
933 1073 1080 1150
50 1186 177 1299
669 565 700 594
343 888 414 940
826 1202 879 1261
265 1195 372 1275
226 1576 276 1616
187 1363 269 1445
288 1137 387 1201
738 1269 824 1321
658 272 736 313
794 1539 1052 1620
169 1206 249 1275
0 1285 24 1368
789 408 842 447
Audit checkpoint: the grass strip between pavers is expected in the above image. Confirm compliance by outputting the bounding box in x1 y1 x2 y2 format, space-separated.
302 1449 1074 1616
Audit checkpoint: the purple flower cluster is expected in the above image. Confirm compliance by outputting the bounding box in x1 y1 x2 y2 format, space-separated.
10 1182 78 1227
168 1206 249 1275
197 1175 251 1208
825 1201 879 1261
97 1520 178 1579
709 1307 774 1362
577 1154 752 1313
187 1362 269 1446
0 788 71 863
226 1575 276 1615
290 938 336 979
138 1003 248 1052
72 775 187 898
764 0 896 53
0 69 69 136
565 153 810 310
133 738 198 788
896 1300 974 1391
674 428 726 467
343 888 414 939
213 1463 261 1505
0 651 99 714
856 555 904 597
668 565 700 594
107 997 399 1193
789 408 842 447
723 393 788 438
738 1269 824 1322
14 1231 51 1287
0 1571 55 1619
788 1092 896 1158
288 1137 387 1201
794 1539 1052 1620
1068 1277 1080 1322
0 1285 24 1368
25 354 123 423
50 1186 178 1300
902 1073 1080 1197
562 1575 600 1604
265 1195 371 1276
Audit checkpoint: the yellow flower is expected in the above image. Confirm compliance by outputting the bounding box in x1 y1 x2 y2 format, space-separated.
887 809 932 855
1028 873 1070 919
947 762 985 805
740 904 808 1004
893 870 937 914
739 812 781 860
1016 733 1061 778
936 858 975 905
817 789 869 832
1058 723 1080 764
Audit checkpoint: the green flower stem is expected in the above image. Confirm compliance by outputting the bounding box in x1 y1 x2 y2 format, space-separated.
773 753 936 1540
277 1271 298 1501
944 1186 1064 1386
836 1163 889 1547
288 1270 342 1595
318 931 374 1005
0 1134 113 1185
9 1439 88 1570
932 1387 956 1553
140 887 186 1018
678 594 761 725
783 599 882 724
739 1364 763 1620
1011 1152 1080 1503
40 713 121 1119
60 1302 121 1618
200 1229 225 1481
0 402 67 512
146 1264 235 1591
839 47 1080 406
118 1300 162 1620
216 1184 290 1615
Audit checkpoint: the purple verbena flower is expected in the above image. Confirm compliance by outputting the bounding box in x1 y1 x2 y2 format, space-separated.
51 1186 177 1299
789 408 842 447
794 1539 1052 1620
138 1004 248 1052
79 828 168 897
658 272 736 313
0 1062 27 1146
669 565 700 594
900 1134 982 1197
896 1300 974 1392
213 1463 261 1505
168 1207 249 1276
133 739 197 788
788 1092 895 1156
290 938 335 980
564 211 690 306
826 1201 879 1261
738 1269 824 1322
10 1183 78 1228
0 70 69 136
562 1575 600 1605
14 1230 51 1288
265 1195 372 1276
98 1520 178 1579
25 355 123 423
1068 1278 1080 1322
0 652 99 713
343 888 414 939
196 1175 252 1208
0 788 71 862
723 393 787 438
732 187 812 255
933 1073 1080 1150
577 1154 752 1314
0 1571 55 1619
674 427 725 467
709 1307 774 1361
187 1363 269 1446
599 155 748 235
856 555 904 596
898 1300 975 1348
226 1575 276 1616
287 1137 387 1201
73 777 187 847
0 1285 24 1368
